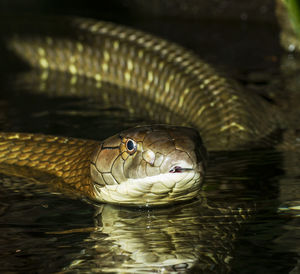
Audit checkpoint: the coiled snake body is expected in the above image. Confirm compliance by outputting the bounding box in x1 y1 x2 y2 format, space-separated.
0 16 281 206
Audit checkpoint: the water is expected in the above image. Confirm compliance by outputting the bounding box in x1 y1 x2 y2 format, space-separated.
0 12 300 274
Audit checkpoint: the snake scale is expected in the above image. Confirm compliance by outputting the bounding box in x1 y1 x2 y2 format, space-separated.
0 16 282 206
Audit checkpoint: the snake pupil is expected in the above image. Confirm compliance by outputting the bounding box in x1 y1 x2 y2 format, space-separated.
126 139 136 153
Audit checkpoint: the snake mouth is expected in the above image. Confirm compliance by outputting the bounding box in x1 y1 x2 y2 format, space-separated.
169 166 194 173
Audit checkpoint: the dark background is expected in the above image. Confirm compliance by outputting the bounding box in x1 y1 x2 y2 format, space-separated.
0 0 282 72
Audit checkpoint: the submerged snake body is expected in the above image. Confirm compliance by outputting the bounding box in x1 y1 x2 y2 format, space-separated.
0 16 280 205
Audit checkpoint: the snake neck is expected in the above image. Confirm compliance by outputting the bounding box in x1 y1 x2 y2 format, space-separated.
0 132 99 199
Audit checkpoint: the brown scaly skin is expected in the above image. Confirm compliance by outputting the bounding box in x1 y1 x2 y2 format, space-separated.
2 16 280 151
0 132 98 199
0 126 206 206
0 16 283 205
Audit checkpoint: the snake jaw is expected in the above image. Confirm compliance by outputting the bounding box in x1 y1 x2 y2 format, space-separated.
92 155 205 207
93 168 203 207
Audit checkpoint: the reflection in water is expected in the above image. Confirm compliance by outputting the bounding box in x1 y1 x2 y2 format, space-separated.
54 194 252 273
0 153 262 273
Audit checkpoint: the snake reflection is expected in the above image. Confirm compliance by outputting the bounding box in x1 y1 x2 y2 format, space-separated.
44 194 252 273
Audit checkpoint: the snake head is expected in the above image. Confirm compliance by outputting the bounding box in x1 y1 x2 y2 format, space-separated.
90 125 207 207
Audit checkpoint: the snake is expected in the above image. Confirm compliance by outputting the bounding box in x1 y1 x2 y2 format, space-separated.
0 16 282 206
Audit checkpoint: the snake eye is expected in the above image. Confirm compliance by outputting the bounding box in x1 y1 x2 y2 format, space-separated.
126 139 137 154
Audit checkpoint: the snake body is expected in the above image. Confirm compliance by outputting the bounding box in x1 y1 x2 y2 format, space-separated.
0 125 206 206
0 16 281 205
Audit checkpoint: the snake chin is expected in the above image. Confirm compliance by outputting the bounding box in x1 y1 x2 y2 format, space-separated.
93 166 204 207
